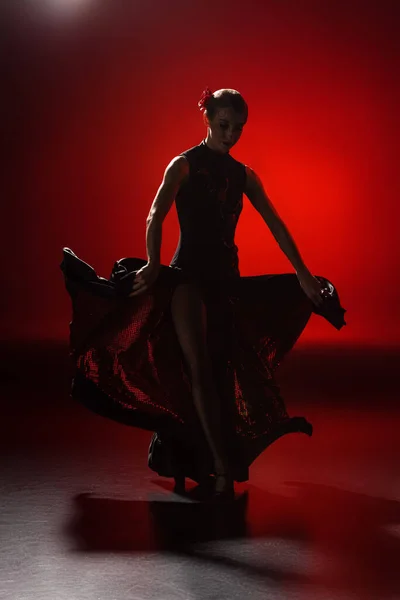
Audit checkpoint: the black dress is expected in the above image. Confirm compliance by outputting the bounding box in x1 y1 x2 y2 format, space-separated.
61 140 346 484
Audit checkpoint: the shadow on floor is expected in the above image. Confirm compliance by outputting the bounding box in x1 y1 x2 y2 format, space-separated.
65 481 400 597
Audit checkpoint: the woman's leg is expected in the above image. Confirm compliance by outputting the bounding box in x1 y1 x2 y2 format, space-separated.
170 283 232 488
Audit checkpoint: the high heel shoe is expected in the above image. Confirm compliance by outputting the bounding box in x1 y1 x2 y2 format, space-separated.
213 473 235 503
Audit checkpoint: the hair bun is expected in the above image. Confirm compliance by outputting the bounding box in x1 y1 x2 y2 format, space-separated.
198 87 213 111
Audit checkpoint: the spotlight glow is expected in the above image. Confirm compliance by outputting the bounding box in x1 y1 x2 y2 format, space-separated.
28 0 95 19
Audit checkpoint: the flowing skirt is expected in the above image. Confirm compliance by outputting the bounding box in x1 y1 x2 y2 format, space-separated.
61 248 346 483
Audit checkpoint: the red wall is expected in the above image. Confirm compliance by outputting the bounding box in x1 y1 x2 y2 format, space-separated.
3 0 399 345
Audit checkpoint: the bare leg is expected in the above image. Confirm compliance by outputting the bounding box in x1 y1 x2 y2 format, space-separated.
171 283 232 491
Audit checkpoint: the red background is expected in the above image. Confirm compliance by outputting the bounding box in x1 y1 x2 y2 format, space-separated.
2 0 399 345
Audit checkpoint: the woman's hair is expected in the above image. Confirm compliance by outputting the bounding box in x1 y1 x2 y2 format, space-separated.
198 88 248 122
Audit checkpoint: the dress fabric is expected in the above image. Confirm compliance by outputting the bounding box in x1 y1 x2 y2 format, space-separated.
61 140 347 483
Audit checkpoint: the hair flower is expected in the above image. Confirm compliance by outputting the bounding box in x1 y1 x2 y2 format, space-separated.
198 87 213 111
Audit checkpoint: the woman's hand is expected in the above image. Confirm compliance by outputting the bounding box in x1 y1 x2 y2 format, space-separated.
129 262 160 297
297 268 324 308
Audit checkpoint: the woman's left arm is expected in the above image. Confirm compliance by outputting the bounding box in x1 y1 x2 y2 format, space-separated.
244 165 324 307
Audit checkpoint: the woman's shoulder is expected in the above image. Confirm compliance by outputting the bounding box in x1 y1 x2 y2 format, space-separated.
172 143 204 178
164 155 190 183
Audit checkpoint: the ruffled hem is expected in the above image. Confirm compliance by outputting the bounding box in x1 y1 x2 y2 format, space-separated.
61 247 346 482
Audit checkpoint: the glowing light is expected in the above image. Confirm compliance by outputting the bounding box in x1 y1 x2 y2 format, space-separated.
28 0 95 20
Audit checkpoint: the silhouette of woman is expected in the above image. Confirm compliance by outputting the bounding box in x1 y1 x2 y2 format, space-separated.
61 88 346 501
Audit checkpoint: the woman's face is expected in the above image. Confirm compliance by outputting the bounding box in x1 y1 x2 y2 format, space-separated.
206 107 246 153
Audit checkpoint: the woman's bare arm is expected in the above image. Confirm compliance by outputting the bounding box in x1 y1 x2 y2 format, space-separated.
244 165 307 274
244 165 323 306
129 156 188 296
145 156 189 266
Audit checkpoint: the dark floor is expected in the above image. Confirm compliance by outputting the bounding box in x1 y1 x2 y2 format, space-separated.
1 342 399 600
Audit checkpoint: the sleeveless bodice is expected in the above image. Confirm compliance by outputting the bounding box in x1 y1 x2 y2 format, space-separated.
170 140 246 281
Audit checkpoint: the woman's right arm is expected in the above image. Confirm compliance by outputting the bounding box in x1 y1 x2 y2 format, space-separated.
145 155 188 267
129 156 189 297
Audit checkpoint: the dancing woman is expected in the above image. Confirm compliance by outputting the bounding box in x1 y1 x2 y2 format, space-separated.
61 88 346 501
